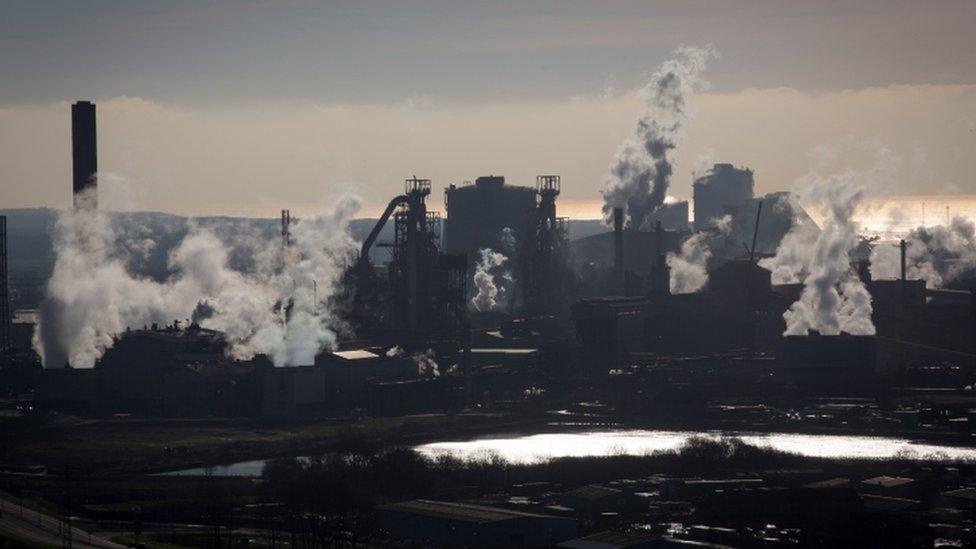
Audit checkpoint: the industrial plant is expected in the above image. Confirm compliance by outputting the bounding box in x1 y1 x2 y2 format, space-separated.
1 95 974 547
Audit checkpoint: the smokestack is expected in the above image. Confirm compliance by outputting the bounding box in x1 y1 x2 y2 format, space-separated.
655 221 663 259
900 239 907 282
281 209 291 248
71 101 97 209
0 216 10 353
613 207 624 275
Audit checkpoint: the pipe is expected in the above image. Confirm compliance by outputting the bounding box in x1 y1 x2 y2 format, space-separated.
359 194 409 264
749 201 763 265
613 207 623 273
655 221 663 258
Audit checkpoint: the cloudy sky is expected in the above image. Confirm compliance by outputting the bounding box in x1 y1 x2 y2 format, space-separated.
1 0 974 217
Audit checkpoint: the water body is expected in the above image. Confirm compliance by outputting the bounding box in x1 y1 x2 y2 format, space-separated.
163 429 976 476
414 430 976 464
161 459 270 477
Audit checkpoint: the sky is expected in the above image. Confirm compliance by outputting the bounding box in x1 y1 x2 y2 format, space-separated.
1 0 975 218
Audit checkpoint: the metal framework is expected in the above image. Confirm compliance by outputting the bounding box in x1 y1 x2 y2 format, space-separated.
520 176 568 315
387 178 465 343
280 209 291 248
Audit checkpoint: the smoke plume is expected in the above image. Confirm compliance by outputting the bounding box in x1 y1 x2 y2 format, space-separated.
667 215 731 293
414 348 440 378
869 216 976 287
471 248 509 312
761 143 896 336
35 189 360 368
499 227 516 254
600 45 717 229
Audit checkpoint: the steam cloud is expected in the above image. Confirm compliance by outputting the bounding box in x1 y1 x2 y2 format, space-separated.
600 45 717 229
667 215 731 293
471 248 509 312
761 143 897 336
870 217 976 287
35 189 360 368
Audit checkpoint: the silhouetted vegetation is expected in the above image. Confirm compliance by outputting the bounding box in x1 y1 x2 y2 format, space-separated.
260 436 800 508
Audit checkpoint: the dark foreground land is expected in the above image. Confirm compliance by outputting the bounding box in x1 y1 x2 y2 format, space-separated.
2 410 975 548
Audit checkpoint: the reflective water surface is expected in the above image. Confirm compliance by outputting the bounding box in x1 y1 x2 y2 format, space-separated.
415 430 976 464
163 429 976 476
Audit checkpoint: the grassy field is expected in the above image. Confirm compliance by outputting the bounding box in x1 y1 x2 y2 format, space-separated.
0 532 58 549
1 411 539 475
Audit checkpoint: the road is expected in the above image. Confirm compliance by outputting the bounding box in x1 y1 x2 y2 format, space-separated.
0 496 127 549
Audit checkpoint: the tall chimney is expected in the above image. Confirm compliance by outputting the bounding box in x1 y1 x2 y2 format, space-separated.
0 216 10 353
900 239 907 282
71 101 97 209
655 221 663 259
613 207 624 272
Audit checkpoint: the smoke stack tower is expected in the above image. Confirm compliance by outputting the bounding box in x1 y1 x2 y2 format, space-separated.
71 101 97 209
613 207 624 293
0 216 10 353
281 209 291 248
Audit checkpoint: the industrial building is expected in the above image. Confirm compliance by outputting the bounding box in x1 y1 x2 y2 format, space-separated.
443 175 537 258
442 174 572 316
31 324 438 418
518 175 572 316
720 191 817 256
693 163 754 230
572 258 783 358
573 210 686 299
646 200 690 231
352 177 467 347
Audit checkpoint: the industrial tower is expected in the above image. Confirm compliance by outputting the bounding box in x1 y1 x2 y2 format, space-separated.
0 216 10 354
520 175 569 316
71 101 98 209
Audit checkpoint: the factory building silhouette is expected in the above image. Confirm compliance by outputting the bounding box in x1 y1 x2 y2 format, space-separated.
2 101 971 432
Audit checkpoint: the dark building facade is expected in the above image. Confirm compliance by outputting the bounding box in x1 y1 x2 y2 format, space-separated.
693 163 754 231
647 200 690 231
71 101 98 209
443 176 538 259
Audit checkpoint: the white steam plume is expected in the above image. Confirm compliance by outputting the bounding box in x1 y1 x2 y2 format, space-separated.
34 189 360 368
869 216 976 287
500 227 516 254
471 248 508 312
761 143 897 336
667 214 731 294
600 45 717 229
413 348 440 378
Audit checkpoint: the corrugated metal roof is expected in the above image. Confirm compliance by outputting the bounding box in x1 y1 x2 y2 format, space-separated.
470 348 538 354
943 487 976 501
332 349 380 360
859 493 919 513
566 484 622 500
860 475 913 488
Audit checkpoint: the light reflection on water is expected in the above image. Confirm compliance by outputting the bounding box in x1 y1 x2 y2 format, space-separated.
162 429 976 476
414 430 976 464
